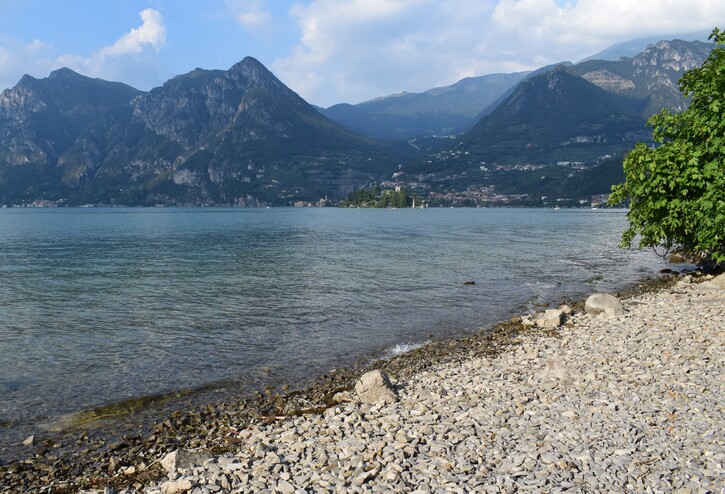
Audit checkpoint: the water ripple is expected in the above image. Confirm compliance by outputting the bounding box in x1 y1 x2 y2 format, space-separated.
0 207 665 448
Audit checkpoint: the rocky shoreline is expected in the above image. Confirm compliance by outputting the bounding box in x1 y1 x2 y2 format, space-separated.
2 272 723 492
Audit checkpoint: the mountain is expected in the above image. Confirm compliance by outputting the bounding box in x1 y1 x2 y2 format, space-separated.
460 65 648 164
397 38 714 206
581 30 709 62
319 72 529 139
572 39 714 115
0 58 402 206
0 68 140 169
472 62 573 120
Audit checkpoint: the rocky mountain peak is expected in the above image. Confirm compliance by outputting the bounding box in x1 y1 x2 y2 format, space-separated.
227 56 297 98
0 75 46 118
130 56 309 149
635 39 712 73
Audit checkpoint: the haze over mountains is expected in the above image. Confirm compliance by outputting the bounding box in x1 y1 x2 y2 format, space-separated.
319 72 529 139
0 37 714 207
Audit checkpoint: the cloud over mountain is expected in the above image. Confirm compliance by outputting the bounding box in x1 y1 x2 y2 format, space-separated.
271 0 725 106
0 8 172 91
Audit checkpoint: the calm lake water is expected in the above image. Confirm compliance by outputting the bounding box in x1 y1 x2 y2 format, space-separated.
0 207 665 452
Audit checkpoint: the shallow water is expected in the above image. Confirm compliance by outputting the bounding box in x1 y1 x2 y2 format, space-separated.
0 207 665 450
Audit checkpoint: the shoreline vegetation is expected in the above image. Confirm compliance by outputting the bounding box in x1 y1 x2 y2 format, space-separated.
338 185 420 209
2 269 723 492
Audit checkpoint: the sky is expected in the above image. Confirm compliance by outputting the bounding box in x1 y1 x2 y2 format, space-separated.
0 0 723 107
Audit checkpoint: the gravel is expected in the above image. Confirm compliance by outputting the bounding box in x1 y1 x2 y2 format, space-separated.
3 273 723 493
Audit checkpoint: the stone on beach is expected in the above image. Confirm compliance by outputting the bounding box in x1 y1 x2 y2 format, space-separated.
538 359 572 382
535 308 565 327
159 479 194 494
701 272 725 290
160 449 214 473
354 369 397 404
584 292 624 315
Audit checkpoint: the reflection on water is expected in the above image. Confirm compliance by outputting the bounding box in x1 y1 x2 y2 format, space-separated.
0 207 665 448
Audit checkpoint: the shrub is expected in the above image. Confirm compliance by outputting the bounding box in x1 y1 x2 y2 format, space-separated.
610 28 725 263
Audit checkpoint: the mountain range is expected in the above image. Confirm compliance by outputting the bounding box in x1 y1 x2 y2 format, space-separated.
324 39 712 142
318 71 529 139
0 58 400 206
0 37 715 206
396 38 713 205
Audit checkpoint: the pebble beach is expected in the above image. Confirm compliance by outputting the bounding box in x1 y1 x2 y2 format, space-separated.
2 273 724 493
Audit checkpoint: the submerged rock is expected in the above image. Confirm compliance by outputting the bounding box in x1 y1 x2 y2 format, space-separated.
585 293 624 316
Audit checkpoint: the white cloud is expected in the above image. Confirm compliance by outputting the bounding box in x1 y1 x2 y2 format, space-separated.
0 35 55 89
0 9 170 92
78 8 171 89
97 8 166 58
226 0 274 33
274 0 725 107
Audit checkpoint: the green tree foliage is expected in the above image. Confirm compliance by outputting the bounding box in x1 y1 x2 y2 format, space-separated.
610 28 725 262
339 185 413 208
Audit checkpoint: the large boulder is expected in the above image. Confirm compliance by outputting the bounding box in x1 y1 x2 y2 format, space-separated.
160 449 214 473
585 293 624 316
354 370 397 404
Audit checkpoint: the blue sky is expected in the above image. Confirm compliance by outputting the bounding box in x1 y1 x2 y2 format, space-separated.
1 0 723 107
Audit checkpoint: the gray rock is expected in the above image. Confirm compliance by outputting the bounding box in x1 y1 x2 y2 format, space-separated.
161 449 214 473
538 359 571 382
536 309 565 328
701 272 725 290
276 479 296 494
355 370 397 404
160 479 195 494
585 293 624 316
331 391 356 403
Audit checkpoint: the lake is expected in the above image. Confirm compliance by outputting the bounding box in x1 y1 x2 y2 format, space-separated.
0 207 665 453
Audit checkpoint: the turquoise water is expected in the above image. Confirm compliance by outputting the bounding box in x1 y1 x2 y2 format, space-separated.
0 207 665 451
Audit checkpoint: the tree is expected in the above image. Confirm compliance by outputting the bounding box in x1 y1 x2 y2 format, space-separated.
609 28 725 263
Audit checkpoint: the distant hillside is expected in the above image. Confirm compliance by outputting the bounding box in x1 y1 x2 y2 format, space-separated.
0 59 402 206
320 72 528 139
461 65 648 164
395 38 714 206
573 39 714 115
